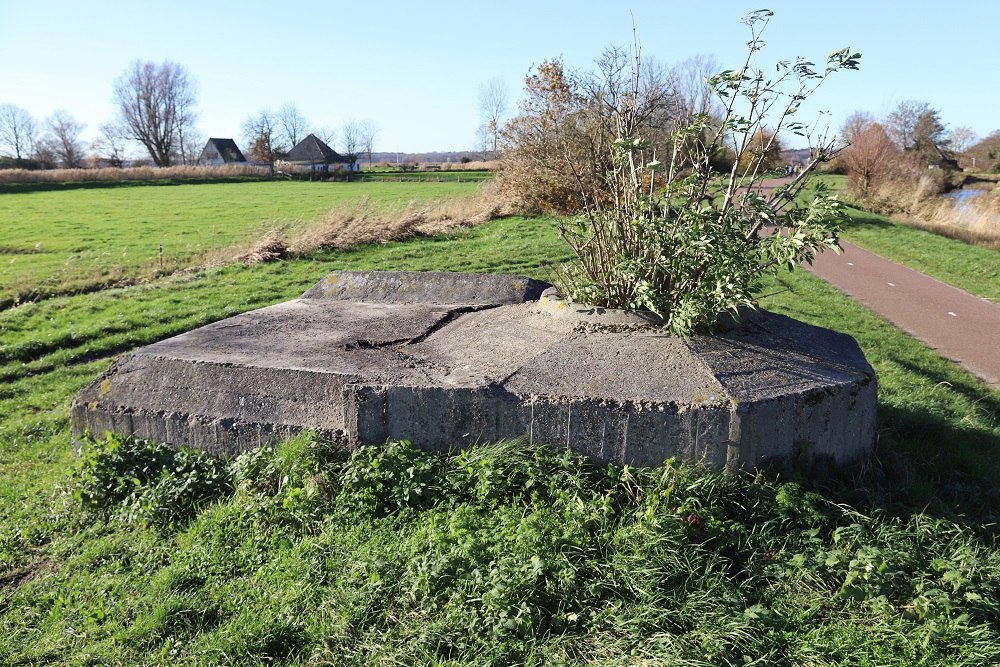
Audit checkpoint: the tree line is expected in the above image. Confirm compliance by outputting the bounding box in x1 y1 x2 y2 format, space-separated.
481 49 996 216
0 60 378 171
838 100 999 211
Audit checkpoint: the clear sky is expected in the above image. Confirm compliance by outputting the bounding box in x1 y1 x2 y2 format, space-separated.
1 0 997 155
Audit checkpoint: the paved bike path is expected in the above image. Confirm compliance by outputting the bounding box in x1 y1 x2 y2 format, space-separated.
805 240 1000 389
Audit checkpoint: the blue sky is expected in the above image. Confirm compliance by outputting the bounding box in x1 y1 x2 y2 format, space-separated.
1 0 997 154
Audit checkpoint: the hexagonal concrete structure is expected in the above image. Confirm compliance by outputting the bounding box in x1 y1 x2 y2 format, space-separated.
71 271 876 471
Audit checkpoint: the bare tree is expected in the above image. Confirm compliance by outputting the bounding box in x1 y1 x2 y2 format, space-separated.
91 121 129 168
0 104 38 162
839 110 875 145
114 60 197 167
45 110 87 168
341 119 361 165
911 107 949 165
278 104 309 148
358 119 379 168
587 46 675 154
476 123 492 160
242 109 285 173
948 125 977 154
668 54 720 121
884 100 930 151
478 77 509 159
841 122 899 194
315 126 337 148
32 138 60 169
176 126 204 165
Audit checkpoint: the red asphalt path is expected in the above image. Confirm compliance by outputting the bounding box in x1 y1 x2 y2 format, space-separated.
805 240 1000 389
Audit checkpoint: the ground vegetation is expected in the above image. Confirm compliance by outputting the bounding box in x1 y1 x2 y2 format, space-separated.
0 189 998 664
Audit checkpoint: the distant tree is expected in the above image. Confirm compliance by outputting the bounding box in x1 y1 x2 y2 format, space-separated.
91 121 129 168
0 104 38 162
315 127 337 148
475 122 492 160
738 128 784 174
44 110 87 168
966 129 1000 172
841 122 899 194
884 100 930 151
32 137 60 169
478 77 509 159
242 109 285 172
668 54 720 123
114 60 197 167
278 104 309 148
948 126 977 154
839 110 876 145
341 119 361 165
910 108 950 166
358 119 379 168
585 46 676 156
176 126 204 165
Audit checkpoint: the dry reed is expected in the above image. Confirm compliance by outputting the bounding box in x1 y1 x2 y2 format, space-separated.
438 160 499 171
848 174 1000 249
237 191 503 265
903 189 1000 249
0 164 269 184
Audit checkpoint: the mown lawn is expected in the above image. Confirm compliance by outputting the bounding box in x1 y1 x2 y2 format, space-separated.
1 182 999 665
0 180 483 307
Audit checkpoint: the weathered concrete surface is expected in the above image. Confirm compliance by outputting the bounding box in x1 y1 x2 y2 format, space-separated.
71 270 876 470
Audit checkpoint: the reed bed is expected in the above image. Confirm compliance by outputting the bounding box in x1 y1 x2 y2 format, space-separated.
904 188 1000 249
236 194 503 265
0 163 270 184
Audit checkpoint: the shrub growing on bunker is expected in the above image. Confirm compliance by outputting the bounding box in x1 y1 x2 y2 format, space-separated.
544 10 861 336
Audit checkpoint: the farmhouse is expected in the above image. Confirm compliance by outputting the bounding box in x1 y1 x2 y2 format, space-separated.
197 138 247 165
281 133 358 173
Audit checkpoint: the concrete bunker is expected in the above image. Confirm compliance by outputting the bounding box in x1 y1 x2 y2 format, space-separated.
71 271 877 471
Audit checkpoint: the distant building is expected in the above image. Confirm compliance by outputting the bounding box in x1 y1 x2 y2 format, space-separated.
281 134 358 173
198 138 247 165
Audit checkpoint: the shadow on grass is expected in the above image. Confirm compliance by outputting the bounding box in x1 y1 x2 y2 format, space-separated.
842 206 895 230
810 376 1000 539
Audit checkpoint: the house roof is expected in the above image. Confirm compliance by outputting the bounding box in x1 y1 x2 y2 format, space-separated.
201 138 246 163
284 134 352 164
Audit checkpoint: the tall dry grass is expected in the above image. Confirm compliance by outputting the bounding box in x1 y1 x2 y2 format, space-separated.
0 164 269 184
904 188 1000 249
846 170 1000 249
235 191 504 264
438 160 498 171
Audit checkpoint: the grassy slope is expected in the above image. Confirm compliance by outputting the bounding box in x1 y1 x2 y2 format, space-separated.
0 180 482 306
1 186 999 664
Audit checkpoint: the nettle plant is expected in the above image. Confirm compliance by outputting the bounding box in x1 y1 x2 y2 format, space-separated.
554 10 861 336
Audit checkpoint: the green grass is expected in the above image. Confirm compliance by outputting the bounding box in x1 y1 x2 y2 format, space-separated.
0 180 483 308
1 184 1000 664
356 169 494 182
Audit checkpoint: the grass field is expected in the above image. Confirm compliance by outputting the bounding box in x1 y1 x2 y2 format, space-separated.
0 180 485 308
1 180 999 665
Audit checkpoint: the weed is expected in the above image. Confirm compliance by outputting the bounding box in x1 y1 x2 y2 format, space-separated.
71 433 230 530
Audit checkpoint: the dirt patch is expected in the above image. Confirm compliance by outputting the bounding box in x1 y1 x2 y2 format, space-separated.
0 559 53 590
